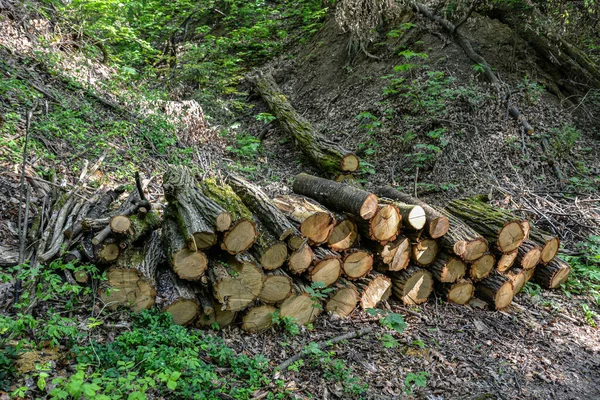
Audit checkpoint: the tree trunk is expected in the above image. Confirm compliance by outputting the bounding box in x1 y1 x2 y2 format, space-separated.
327 216 358 251
355 271 392 310
468 253 495 281
155 267 200 326
476 272 514 310
272 194 335 245
439 210 488 261
259 269 293 304
225 173 304 248
98 231 163 312
308 247 342 287
162 216 208 281
357 204 401 244
250 219 288 270
446 198 527 253
379 198 426 231
496 249 518 272
408 236 439 266
439 279 474 305
292 173 378 220
242 304 277 333
533 257 571 289
515 241 542 270
389 266 434 305
427 252 466 283
209 253 265 312
342 249 373 280
376 186 449 238
370 236 411 272
247 71 359 173
325 279 360 317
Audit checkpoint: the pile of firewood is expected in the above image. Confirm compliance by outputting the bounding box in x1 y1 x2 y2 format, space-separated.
43 168 569 332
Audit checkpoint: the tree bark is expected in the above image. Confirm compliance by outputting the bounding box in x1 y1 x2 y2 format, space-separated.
427 252 466 283
533 257 571 289
293 173 378 220
476 272 514 310
272 194 335 245
389 266 434 305
247 70 359 173
155 267 199 326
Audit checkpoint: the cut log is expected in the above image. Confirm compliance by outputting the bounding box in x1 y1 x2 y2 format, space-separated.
251 219 288 270
225 173 304 248
356 271 392 310
389 266 434 305
379 198 426 230
155 268 199 325
409 236 439 266
242 304 277 333
196 300 237 329
325 279 360 317
496 249 518 272
288 242 314 275
370 236 411 272
468 253 495 281
427 252 466 283
476 272 514 310
522 267 536 286
259 270 293 304
248 71 359 173
96 242 120 264
162 216 208 281
527 230 560 264
98 231 163 312
110 215 132 234
439 211 488 261
280 282 322 325
327 216 358 251
357 204 401 244
272 194 335 245
439 279 475 305
376 187 449 238
342 249 373 280
209 253 265 311
308 247 342 287
501 267 527 295
221 218 258 255
533 257 571 289
445 199 527 253
118 210 161 248
292 173 378 220
515 241 542 270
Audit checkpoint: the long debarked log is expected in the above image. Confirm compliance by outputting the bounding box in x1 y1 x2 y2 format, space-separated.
325 279 360 317
476 272 514 310
376 187 449 239
272 194 335 245
293 173 378 220
209 253 265 312
439 279 475 305
427 252 466 283
308 247 342 287
342 249 373 280
533 257 571 289
445 199 526 254
155 267 200 325
357 204 401 244
248 71 359 173
389 266 434 305
162 216 208 281
226 173 304 249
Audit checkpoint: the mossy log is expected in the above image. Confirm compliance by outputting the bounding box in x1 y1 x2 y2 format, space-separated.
226 173 304 249
408 235 439 266
342 249 373 280
370 236 411 272
438 210 488 261
308 247 342 287
119 210 161 248
288 242 314 275
439 279 475 305
280 281 322 325
242 304 277 333
198 176 252 224
155 267 200 326
516 241 542 270
468 253 495 281
251 218 288 270
292 173 378 220
427 252 466 283
272 194 335 245
389 266 434 305
325 279 360 317
327 216 358 251
379 198 426 231
98 231 163 313
355 271 392 310
476 272 514 310
496 249 518 272
446 198 527 253
209 253 265 312
162 216 208 281
376 187 449 238
248 71 359 173
533 257 571 289
259 269 293 304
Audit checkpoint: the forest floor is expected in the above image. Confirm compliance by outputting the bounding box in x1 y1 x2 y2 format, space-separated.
1 4 599 400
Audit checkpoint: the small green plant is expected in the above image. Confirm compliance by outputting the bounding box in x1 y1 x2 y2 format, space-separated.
517 75 545 104
306 281 335 310
404 371 429 395
270 309 301 335
522 281 542 297
581 303 598 327
551 124 581 156
379 334 400 348
472 63 485 74
226 132 262 159
366 309 407 333
563 235 600 305
255 112 276 124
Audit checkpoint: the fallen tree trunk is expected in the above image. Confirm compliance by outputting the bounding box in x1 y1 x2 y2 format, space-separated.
376 186 449 239
342 249 373 280
445 199 526 253
272 194 335 245
308 247 342 287
155 267 200 325
325 279 360 317
293 173 378 220
209 253 265 311
389 266 434 305
247 71 359 173
162 216 208 281
439 279 475 305
468 253 495 281
427 252 466 283
533 257 571 289
327 216 358 251
476 272 514 310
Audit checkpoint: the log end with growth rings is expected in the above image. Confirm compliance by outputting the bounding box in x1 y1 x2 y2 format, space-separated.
360 194 379 220
260 242 289 270
455 238 488 262
341 154 360 172
280 293 321 325
405 205 427 230
446 280 475 305
300 212 335 245
360 274 392 309
164 299 200 326
326 286 359 317
172 249 208 281
541 237 560 264
411 238 439 266
370 204 402 243
221 219 258 254
429 215 450 239
342 250 373 280
288 244 314 274
242 305 277 333
469 253 496 281
497 221 526 253
328 219 358 251
310 257 342 287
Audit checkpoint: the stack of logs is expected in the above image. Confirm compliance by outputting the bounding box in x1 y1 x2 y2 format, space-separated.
78 170 570 332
